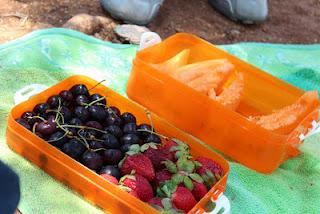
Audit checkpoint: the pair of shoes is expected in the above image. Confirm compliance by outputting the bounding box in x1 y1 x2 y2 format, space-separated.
101 0 164 26
209 0 268 24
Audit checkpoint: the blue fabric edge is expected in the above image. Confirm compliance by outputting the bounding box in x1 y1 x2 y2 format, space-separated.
1 28 320 52
0 28 137 52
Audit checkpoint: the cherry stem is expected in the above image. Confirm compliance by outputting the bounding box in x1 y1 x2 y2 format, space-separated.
76 130 90 149
88 79 106 91
106 107 118 117
92 148 106 152
84 96 106 108
61 124 107 134
28 115 46 122
54 98 62 121
47 109 65 124
47 131 68 143
83 137 104 142
145 110 154 131
32 122 38 133
73 136 90 150
136 129 169 140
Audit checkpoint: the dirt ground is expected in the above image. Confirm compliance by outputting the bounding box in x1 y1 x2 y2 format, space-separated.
0 0 320 44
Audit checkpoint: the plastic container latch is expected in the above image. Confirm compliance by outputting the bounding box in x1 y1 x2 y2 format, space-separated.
139 32 162 50
14 84 48 105
195 190 230 214
299 120 320 140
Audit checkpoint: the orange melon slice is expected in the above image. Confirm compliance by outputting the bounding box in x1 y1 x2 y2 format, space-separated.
171 59 234 85
208 88 217 99
213 72 244 110
187 67 234 95
151 49 190 73
250 91 319 134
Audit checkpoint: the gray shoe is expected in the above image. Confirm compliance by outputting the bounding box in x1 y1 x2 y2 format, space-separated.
209 0 268 24
101 0 164 26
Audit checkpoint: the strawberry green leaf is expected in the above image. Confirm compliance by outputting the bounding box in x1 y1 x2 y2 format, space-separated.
177 157 195 173
206 170 214 178
171 138 188 148
162 185 171 197
140 143 150 152
163 160 177 174
150 143 158 150
156 187 167 198
183 176 194 191
169 146 181 152
119 186 132 192
171 174 184 185
150 204 163 211
202 170 217 188
128 144 140 154
119 174 136 184
160 181 178 198
126 151 136 156
189 173 204 183
118 156 127 168
161 198 172 210
194 161 202 169
175 151 182 159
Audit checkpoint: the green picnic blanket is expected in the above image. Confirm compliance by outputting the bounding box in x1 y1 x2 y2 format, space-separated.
0 28 319 214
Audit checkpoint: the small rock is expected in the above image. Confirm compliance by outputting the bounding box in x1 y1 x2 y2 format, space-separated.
62 13 98 35
230 29 240 36
114 24 151 44
62 14 119 42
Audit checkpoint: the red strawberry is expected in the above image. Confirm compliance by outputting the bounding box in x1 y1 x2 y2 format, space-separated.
172 186 197 212
191 181 208 201
196 157 223 175
144 146 174 170
148 197 163 208
154 169 172 187
195 157 224 188
162 139 190 160
100 174 118 185
120 153 155 181
129 190 139 198
121 174 154 202
162 140 178 152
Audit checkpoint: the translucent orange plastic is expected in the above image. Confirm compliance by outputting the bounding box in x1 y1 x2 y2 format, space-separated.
6 75 229 214
126 33 320 174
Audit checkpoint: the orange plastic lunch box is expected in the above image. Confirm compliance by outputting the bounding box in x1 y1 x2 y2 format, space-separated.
6 75 230 214
126 33 320 174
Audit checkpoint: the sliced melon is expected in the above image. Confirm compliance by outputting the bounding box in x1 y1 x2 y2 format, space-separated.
171 59 234 84
151 49 190 73
214 72 244 110
250 91 319 134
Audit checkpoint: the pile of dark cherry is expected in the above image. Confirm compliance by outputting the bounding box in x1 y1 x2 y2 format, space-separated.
16 84 224 213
